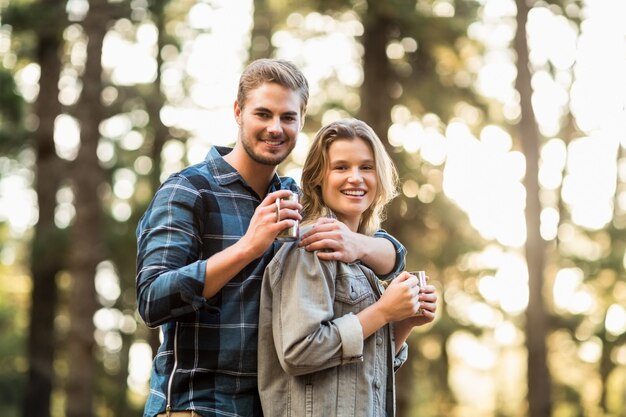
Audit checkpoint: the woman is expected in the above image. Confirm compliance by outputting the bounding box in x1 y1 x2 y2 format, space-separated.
258 118 437 417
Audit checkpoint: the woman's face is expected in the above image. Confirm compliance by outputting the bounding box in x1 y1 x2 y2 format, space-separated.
322 137 378 232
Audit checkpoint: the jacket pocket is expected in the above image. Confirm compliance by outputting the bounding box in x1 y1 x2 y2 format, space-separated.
334 269 372 307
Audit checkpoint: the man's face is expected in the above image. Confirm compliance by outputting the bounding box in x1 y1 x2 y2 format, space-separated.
235 82 304 166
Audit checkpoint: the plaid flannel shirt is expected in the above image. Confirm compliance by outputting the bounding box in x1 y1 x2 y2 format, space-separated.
136 146 406 417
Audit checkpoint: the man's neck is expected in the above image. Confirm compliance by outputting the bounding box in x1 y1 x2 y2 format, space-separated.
223 145 277 198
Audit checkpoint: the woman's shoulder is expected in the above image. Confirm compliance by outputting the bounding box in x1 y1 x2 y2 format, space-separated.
267 225 336 281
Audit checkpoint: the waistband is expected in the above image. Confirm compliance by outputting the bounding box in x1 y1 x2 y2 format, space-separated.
157 411 201 417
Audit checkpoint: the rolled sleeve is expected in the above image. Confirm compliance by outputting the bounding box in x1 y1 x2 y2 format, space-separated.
333 313 364 362
136 175 217 327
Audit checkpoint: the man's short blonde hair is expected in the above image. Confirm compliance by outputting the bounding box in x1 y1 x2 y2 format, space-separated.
237 59 309 115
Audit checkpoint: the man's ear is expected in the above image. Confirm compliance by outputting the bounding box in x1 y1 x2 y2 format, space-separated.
299 113 306 131
234 100 242 125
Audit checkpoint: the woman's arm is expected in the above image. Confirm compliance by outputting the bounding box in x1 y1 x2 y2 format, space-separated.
356 272 421 339
392 283 438 353
268 246 364 376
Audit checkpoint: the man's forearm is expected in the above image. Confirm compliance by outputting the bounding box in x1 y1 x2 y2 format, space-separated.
203 240 258 298
358 235 396 275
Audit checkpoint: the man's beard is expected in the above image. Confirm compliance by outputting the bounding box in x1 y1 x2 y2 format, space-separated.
241 133 294 166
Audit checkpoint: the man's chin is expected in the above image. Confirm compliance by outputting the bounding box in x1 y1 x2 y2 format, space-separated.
242 139 293 166
250 152 289 166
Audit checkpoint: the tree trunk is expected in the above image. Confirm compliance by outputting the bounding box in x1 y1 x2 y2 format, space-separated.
146 0 170 369
248 0 274 61
65 0 108 415
147 0 169 196
358 2 418 416
358 1 394 153
22 4 66 416
514 1 552 416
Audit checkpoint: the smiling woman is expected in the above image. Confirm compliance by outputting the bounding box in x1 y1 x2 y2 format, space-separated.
321 138 378 232
300 119 398 236
258 118 437 417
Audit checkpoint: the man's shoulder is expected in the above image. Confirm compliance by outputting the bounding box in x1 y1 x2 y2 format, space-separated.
167 158 220 189
178 161 212 179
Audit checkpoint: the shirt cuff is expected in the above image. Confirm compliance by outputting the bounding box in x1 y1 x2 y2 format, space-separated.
373 229 407 281
179 260 219 314
334 313 364 363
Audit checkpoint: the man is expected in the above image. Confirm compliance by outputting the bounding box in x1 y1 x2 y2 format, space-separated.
136 59 406 417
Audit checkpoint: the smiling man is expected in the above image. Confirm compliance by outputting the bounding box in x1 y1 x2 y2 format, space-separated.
135 59 406 417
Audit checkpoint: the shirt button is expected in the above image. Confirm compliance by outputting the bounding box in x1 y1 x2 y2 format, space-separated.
374 379 381 389
350 291 357 300
376 336 383 345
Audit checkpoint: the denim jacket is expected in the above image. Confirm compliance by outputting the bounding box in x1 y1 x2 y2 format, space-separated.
258 226 408 417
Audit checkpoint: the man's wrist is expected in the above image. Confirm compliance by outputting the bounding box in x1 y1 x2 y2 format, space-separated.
232 237 262 264
355 233 371 262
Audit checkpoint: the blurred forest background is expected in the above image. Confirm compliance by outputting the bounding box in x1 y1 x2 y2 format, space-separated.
0 0 625 416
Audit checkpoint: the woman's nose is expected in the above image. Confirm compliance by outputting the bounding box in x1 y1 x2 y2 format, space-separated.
348 168 363 182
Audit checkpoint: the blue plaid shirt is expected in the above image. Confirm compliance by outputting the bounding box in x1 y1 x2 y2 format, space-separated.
136 146 406 417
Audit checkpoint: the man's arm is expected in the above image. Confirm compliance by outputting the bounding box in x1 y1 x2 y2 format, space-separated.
136 175 213 327
348 233 396 275
202 189 300 298
298 218 406 278
136 178 299 326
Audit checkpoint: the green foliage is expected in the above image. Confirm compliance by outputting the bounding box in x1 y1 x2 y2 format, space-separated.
0 69 29 155
0 277 26 417
0 70 23 122
2 1 67 36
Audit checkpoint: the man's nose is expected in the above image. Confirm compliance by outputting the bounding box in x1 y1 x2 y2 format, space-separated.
267 117 282 135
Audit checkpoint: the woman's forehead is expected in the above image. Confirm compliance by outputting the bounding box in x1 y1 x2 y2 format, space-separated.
327 137 374 159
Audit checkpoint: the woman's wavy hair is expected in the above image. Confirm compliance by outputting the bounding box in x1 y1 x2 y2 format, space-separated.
300 118 398 235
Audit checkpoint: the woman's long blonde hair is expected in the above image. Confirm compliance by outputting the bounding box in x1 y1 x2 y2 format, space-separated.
300 118 398 236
